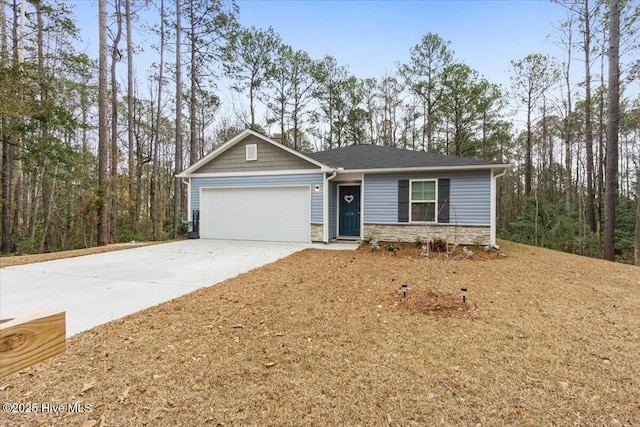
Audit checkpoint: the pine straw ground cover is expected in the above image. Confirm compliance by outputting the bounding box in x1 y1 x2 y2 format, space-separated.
0 241 167 268
1 240 639 426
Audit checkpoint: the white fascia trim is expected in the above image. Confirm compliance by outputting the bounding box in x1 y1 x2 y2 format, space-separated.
338 164 512 175
187 169 329 178
177 129 330 177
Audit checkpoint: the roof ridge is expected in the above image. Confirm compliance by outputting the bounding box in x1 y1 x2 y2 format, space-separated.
307 144 504 169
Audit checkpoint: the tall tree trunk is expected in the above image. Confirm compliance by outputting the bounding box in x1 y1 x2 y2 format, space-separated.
1 117 14 253
597 31 607 252
542 96 550 197
249 76 256 128
110 0 122 240
0 0 6 57
126 0 137 234
98 0 109 246
583 0 596 233
15 0 24 63
293 101 298 150
28 170 39 245
189 0 197 165
134 99 144 221
173 0 182 239
604 0 620 261
279 92 285 147
564 30 572 211
422 99 428 151
81 84 89 158
635 165 640 266
12 0 24 251
525 95 533 196
151 0 164 241
36 1 53 252
39 163 55 252
1 0 24 254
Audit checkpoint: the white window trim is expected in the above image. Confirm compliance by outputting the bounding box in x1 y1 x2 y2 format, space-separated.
409 178 438 223
246 144 258 161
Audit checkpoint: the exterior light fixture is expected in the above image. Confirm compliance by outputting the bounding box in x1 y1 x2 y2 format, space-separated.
461 288 467 305
313 184 321 193
402 284 408 298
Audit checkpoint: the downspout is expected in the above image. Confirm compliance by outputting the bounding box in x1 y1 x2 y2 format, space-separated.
323 169 338 243
490 168 507 248
181 177 190 220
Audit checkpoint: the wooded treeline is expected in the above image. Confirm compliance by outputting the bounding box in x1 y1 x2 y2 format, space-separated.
1 0 639 264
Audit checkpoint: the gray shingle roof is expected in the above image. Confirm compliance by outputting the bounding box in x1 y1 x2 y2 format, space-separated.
306 145 503 169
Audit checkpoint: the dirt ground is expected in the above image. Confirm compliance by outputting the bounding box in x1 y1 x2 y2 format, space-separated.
1 240 639 426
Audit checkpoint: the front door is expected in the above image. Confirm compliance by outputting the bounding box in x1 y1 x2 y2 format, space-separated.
338 185 361 237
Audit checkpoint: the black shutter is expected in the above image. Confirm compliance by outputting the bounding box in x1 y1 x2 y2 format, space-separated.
398 180 409 222
438 179 450 223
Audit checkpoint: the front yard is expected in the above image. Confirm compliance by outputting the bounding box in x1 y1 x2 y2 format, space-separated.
2 240 639 426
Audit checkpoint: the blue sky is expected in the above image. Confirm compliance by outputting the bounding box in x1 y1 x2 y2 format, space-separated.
234 0 568 88
71 0 569 90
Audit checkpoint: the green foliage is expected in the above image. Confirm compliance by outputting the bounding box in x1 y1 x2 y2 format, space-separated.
363 231 378 244
399 32 454 151
385 243 399 253
223 25 281 126
438 62 504 158
614 196 638 262
499 191 638 262
547 216 574 250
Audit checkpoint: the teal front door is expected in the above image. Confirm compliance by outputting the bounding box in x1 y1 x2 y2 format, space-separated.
339 185 361 237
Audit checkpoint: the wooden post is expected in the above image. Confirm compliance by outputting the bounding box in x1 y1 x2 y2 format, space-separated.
0 309 65 378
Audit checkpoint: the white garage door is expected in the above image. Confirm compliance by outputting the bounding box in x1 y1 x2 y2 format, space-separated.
200 186 311 243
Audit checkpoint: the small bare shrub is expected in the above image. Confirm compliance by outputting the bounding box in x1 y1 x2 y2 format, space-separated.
429 238 448 253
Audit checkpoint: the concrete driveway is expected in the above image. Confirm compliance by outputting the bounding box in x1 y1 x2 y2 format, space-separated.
0 239 357 337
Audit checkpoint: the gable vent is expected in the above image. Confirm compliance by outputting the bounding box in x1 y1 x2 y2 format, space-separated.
246 144 258 161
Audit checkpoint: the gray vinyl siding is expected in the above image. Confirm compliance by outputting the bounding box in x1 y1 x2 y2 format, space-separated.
191 173 324 223
195 135 319 173
363 171 491 225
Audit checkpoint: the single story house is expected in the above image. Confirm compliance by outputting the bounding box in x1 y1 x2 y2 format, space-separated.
177 129 510 246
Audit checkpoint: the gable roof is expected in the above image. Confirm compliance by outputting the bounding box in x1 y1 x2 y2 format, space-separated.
307 145 507 171
176 129 330 177
178 129 510 178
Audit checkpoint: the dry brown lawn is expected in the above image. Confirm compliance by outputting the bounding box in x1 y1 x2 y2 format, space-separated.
0 241 168 268
1 240 639 426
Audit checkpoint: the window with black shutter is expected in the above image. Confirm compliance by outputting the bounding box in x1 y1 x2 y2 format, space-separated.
398 178 450 223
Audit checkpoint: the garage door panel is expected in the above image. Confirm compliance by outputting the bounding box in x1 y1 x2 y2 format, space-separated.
200 186 310 243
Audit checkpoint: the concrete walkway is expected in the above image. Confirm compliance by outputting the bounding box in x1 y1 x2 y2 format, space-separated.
0 239 358 336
